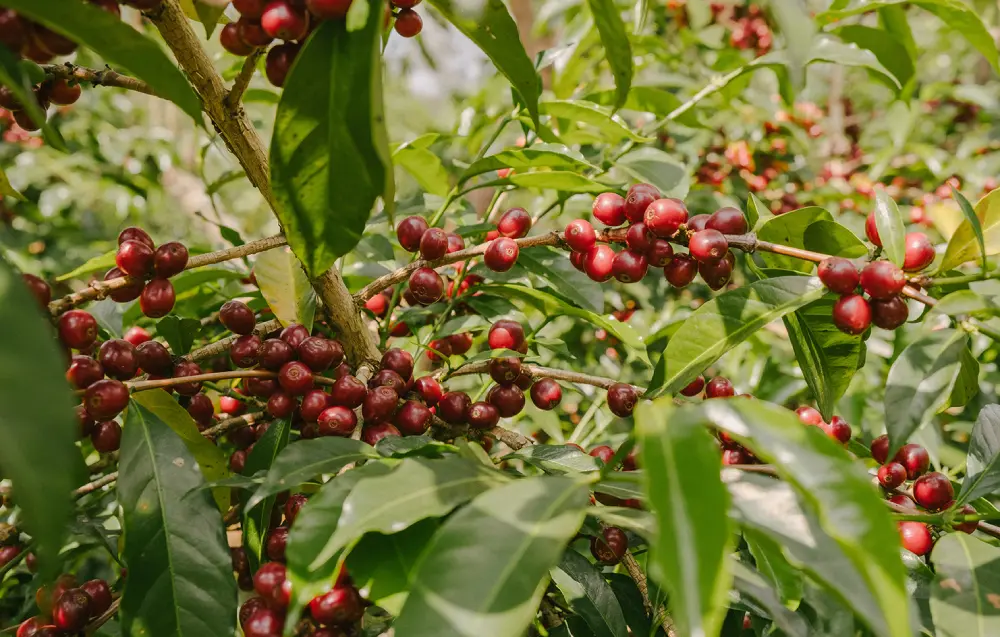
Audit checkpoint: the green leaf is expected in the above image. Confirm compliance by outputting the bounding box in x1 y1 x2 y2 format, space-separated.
874 188 907 267
55 250 117 282
832 25 915 87
504 444 602 474
743 529 802 609
646 276 826 397
518 246 604 314
885 329 968 455
783 298 865 421
587 506 656 540
729 559 810 637
156 316 200 357
375 435 458 458
0 261 78 570
747 193 773 230
346 519 439 615
930 533 1000 636
119 399 238 637
426 0 541 126
932 291 1000 317
180 0 228 37
3 0 201 120
0 46 65 150
270 13 392 277
636 400 731 637
957 404 1000 505
0 165 24 201
550 549 629 637
879 5 917 59
756 207 832 272
952 187 989 274
242 418 291 571
946 346 979 410
394 143 450 197
939 187 1000 273
460 144 596 182
586 86 702 128
699 400 912 637
766 0 816 91
586 0 633 112
508 171 609 193
802 220 869 259
540 100 652 143
245 437 379 511
615 147 689 200
253 248 317 330
606 574 652 636
394 476 590 636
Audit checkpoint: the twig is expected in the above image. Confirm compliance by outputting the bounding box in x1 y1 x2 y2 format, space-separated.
202 412 263 440
439 360 645 394
125 369 336 393
85 598 120 635
182 318 283 362
225 48 264 110
74 471 119 498
42 63 155 96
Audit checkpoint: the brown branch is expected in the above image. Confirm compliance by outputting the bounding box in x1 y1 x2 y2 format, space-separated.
439 361 645 394
225 48 265 110
202 412 264 440
183 318 283 363
488 425 533 450
74 471 119 498
42 63 155 96
313 267 383 369
125 369 336 393
85 598 120 635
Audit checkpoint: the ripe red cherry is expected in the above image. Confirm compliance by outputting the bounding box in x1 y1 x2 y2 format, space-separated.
624 183 661 224
903 232 934 271
67 355 104 390
647 239 674 267
570 251 586 271
261 0 308 40
299 337 343 372
438 391 471 424
58 310 98 350
330 375 368 408
116 240 155 278
105 267 144 303
680 376 704 397
246 377 279 398
22 273 51 309
664 254 698 287
864 211 881 247
140 278 176 318
705 377 734 398
265 526 289 562
369 369 407 394
821 415 851 444
870 296 908 330
698 252 734 291
447 233 464 253
364 292 390 317
530 378 562 410
497 207 531 238
260 338 295 370
381 347 414 380
306 0 353 19
607 383 638 417
488 320 525 350
136 341 172 376
0 9 28 52
253 562 289 606
414 376 443 405
280 324 310 348
229 450 247 473
237 18 272 47
396 216 429 252
172 361 204 396
118 226 154 249
954 504 978 534
419 228 448 260
870 434 889 464
894 443 930 480
625 222 654 253
123 326 151 346
448 332 473 355
912 472 954 511
84 379 129 420
877 462 906 489
394 8 423 37
220 300 256 335
565 219 597 252
154 242 189 278
362 385 399 422
488 384 525 417
408 267 444 305
644 198 688 238
687 214 710 232
592 192 627 226
239 598 269 632
98 339 139 380
52 589 92 632
589 445 614 464
394 400 432 435
265 42 300 87
220 22 253 55
267 391 296 419
612 250 648 283
187 394 214 428
92 421 122 453
310 586 363 626
583 245 616 282
279 361 314 395
467 401 500 429
47 79 81 106
889 493 917 510
897 521 932 555
362 422 402 445
860 261 906 300
80 580 111 616
817 257 860 294
796 405 823 425
488 356 522 385
244 608 284 637
688 229 728 262
230 334 262 368
832 294 871 335
300 390 331 422
284 493 308 526
590 527 627 565
485 237 519 272
220 395 246 416
706 206 748 234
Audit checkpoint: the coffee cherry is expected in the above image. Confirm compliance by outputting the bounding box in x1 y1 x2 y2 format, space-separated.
488 320 525 351
267 390 296 419
237 18 272 47
589 445 614 464
894 443 930 480
58 310 98 350
140 279 175 318
381 348 414 380
415 227 447 261
0 9 28 52
530 378 561 410
565 219 597 252
397 216 429 252
279 361 314 395
664 254 698 287
92 421 123 453
330 375 368 408
644 198 688 238
817 257 859 294
607 383 638 417
412 376 443 406
123 326 151 346
590 527 627 565
954 504 978 534
239 598 269 632
106 267 144 303
265 526 289 562
217 301 255 336
172 361 204 396
488 384 525 417
244 607 284 637
52 589 92 632
369 369 407 395
688 229 728 262
706 206 748 234
497 207 531 238
860 261 906 300
447 233 465 253
116 240 155 278
897 521 932 555
84 379 129 420
362 385 399 422
447 332 474 355
625 222 654 253
408 267 444 305
230 334 262 368
361 421 401 445
98 339 139 380
687 214 710 232
220 22 254 55
438 391 471 424
488 356 521 386
624 184 661 224
680 376 704 397
705 377 734 398
612 250 648 283
136 340 172 376
394 8 423 36
394 400 432 435
485 237 519 272
299 390 330 422
903 232 934 271
870 434 890 464
913 472 954 511
253 562 289 606
832 294 871 335
889 493 917 511
821 415 851 444
795 405 822 425
261 0 307 39
647 239 674 267
870 296 908 330
569 251 586 272
256 338 292 371
22 274 51 309
153 242 188 278
467 401 500 429
78 580 111 617
265 42 299 87
299 337 343 372
878 462 906 489
67 355 104 390
220 395 246 416
246 377 279 398
280 324 310 349
117 227 154 249
306 0 353 18
310 586 363 626
698 252 734 290
592 192 627 226
864 211 881 247
583 245 616 282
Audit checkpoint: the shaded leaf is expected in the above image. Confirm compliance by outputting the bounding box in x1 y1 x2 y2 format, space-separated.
519 246 604 314
254 248 317 331
957 404 1000 505
540 100 652 142
242 418 291 571
156 316 200 357
508 171 609 193
743 528 802 609
930 533 1000 637
551 549 629 637
375 435 458 458
505 445 602 474
347 519 439 615
946 346 979 410
729 559 810 637
832 24 914 87
460 144 596 182
586 0 633 112
605 574 653 637
874 188 907 267
615 147 689 199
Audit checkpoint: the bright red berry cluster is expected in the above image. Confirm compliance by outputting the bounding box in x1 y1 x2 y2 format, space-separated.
112 226 189 319
17 574 114 636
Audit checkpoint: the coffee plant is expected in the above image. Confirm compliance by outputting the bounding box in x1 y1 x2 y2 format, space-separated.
1 0 1000 635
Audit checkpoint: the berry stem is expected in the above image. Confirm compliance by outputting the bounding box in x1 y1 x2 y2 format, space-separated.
124 370 336 393
225 47 265 110
917 269 1000 288
41 63 156 97
182 318 283 363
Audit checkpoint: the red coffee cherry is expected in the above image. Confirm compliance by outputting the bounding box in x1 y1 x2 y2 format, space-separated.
607 383 638 417
565 219 597 252
299 390 330 422
860 261 906 300
187 394 214 428
220 22 253 55
687 213 710 232
279 361 314 395
589 445 614 464
870 434 889 464
98 339 139 380
625 222 654 253
467 401 500 429
488 320 525 350
140 279 176 318
219 395 246 416
612 250 648 283
889 493 917 511
362 385 399 422
870 296 908 330
590 527 627 565
284 493 308 526
817 257 860 294
396 216 429 252
583 245 616 282
408 267 444 305
497 207 531 238
280 324 310 348
106 267 144 303
310 586 364 626
592 192 627 226
265 526 289 562
239 598 269 632
52 588 92 633
260 338 295 370
414 376 443 405
80 580 112 616
0 9 28 52
877 462 906 489
306 0 353 19
419 228 448 260
864 211 881 247
369 369 407 395
253 562 290 608
832 294 871 335
172 361 204 396
570 250 586 272
92 421 123 453
438 391 471 424
485 237 519 272
84 379 129 420
237 18 272 47
795 405 823 425
706 206 748 234
298 337 343 372
380 348 414 381
330 375 368 408
136 341 172 376
903 232 934 271
261 0 308 40
664 254 698 287
644 198 688 237
487 384 525 417
894 443 930 480
230 334 262 368
364 291 390 317
488 356 522 386
22 273 52 309
265 41 300 87
153 242 188 278
821 415 851 444
530 378 562 410
954 504 978 534
624 183 661 224
912 472 954 511
446 233 465 253
361 422 401 445
267 391 296 419
246 377 279 398
679 376 704 397
123 326 151 346
393 8 423 37
705 376 734 398
646 239 674 267
67 355 104 390
116 240 155 278
688 229 728 262
698 252 734 290
118 226 154 249
58 310 98 350
447 332 474 355
394 400 432 435
897 521 932 555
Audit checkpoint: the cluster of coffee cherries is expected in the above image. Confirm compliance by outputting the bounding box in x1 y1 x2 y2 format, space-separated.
817 213 934 335
716 3 773 55
107 226 189 318
0 76 82 133
16 574 114 637
232 495 366 637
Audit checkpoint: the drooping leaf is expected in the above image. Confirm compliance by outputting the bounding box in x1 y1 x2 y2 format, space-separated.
460 144 596 182
394 143 450 197
957 404 1000 505
615 147 689 199
929 533 1000 637
519 246 605 314
242 418 291 571
949 187 989 274
55 249 117 282
756 207 832 272
540 100 652 142
743 528 802 609
0 261 79 571
0 165 24 201
508 171 610 193
636 400 731 637
586 0 633 112
802 220 869 259
874 188 907 267
393 476 590 636
646 276 826 397
270 12 392 277
550 549 629 637
253 248 317 330
946 346 979 410
605 574 653 637
119 400 238 637
832 25 915 87
346 519 439 615
729 559 810 637
586 86 702 128
885 329 967 455
2 0 202 120
504 445 602 475
156 316 201 357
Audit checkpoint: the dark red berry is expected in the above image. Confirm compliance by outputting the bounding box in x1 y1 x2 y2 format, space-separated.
488 320 525 350
870 434 889 464
253 562 289 607
394 400 432 435
897 521 932 555
871 296 908 330
299 390 330 422
66 355 104 390
264 42 299 87
878 462 906 489
912 472 954 511
612 250 648 283
172 361 204 396
625 222 654 253
84 379 129 420
583 245 616 282
413 376 443 405
265 526 289 562
136 341 172 376
239 598 268 630
570 251 586 271
864 211 881 247
0 9 28 52
300 337 344 372
96 339 138 380
438 391 471 424
116 240 155 278
903 232 934 271
52 589 92 632
497 207 531 238
706 206 748 234
832 294 871 335
646 239 674 267
123 326 151 346
221 22 254 55
229 334 261 368
664 254 698 287
467 401 500 429
117 227 153 249
229 450 247 473
688 229 728 262
589 445 614 464
447 233 464 253
485 237 519 272
687 214 710 232
81 580 111 616
817 257 860 294
140 279 175 318
369 369 407 395
361 421 401 445
698 252 734 290
565 219 597 252
22 273 51 309
590 527 627 565
218 300 255 335
278 361 313 395
106 267 144 303
267 391 296 419
330 375 368 408
860 261 906 300
705 377 734 398
244 608 284 637
285 493 308 526
894 443 930 480
644 198 688 238
92 421 122 452
256 339 292 371
397 216 429 252
607 383 638 417
448 332 474 355
487 384 525 417
530 378 561 410
408 267 444 305
316 406 355 437
381 348 414 380
489 356 522 385
955 504 978 534
153 242 188 278
593 192 626 226
418 228 448 261
261 0 308 39
237 18 273 47
393 8 422 37
58 310 98 350
246 377 279 398
362 385 399 422
309 586 363 626
680 376 704 397
624 184 661 224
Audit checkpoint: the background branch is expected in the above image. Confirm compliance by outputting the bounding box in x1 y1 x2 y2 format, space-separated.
42 63 155 96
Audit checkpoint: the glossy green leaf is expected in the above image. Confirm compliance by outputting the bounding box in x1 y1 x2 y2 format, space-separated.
242 418 291 571
3 0 201 120
647 276 826 397
587 507 655 540
270 13 392 277
615 147 689 200
957 404 1000 505
540 100 652 142
518 246 604 313
427 0 541 126
0 261 78 570
505 445 602 474
802 220 868 259
551 549 629 637
393 476 590 636
953 187 989 273
508 171 609 193
930 533 1000 636
119 399 237 637
55 249 117 282
756 207 832 272
874 188 907 267
394 144 450 197
932 291 1000 317
743 528 802 609
245 437 379 511
461 144 596 182
748 192 773 230
346 519 439 615
375 435 458 458
605 574 652 637
832 25 915 87
0 166 24 201
180 0 228 37
946 346 979 410
885 329 967 455
939 187 1000 273
156 316 200 357
586 0 633 112
783 298 865 421
253 248 317 330
594 472 644 502
586 86 702 128
729 559 809 637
